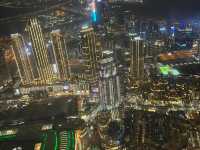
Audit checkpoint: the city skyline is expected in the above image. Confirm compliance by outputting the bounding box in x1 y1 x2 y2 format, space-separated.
0 0 200 150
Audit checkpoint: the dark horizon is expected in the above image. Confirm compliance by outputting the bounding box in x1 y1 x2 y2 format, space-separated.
1 0 200 35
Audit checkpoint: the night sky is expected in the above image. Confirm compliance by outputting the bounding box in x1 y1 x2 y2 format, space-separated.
144 0 200 16
0 6 30 36
1 0 200 35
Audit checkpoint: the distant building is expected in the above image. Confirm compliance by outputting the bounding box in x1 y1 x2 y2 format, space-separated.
25 18 54 85
129 37 145 81
11 33 34 85
50 29 71 81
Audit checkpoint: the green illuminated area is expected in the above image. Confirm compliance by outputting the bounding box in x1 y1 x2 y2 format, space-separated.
41 133 48 150
0 134 16 141
41 130 59 150
58 130 75 150
159 65 180 76
54 131 58 150
66 130 75 150
0 130 75 150
160 65 170 75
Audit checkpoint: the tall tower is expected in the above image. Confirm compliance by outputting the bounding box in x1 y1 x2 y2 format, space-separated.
99 50 121 109
11 33 34 85
26 18 54 84
130 37 144 81
50 29 71 81
80 27 101 84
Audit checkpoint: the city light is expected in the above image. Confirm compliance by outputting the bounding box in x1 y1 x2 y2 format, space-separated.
91 11 97 22
159 65 180 76
1 1 200 150
159 27 166 32
159 65 170 75
52 64 58 73
134 36 142 40
171 68 180 76
82 24 89 29
90 0 97 22
171 26 175 37
28 42 32 46
25 47 31 56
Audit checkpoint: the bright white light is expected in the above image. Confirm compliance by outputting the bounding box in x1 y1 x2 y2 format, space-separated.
28 42 32 46
159 27 166 31
171 26 175 30
125 52 130 55
128 33 137 36
14 89 20 95
52 64 58 73
134 36 142 40
193 44 198 48
168 52 172 56
77 91 81 94
25 47 31 56
82 24 89 30
63 85 69 90
92 88 98 93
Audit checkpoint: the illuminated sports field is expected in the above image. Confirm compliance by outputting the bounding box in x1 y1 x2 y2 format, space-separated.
159 65 180 76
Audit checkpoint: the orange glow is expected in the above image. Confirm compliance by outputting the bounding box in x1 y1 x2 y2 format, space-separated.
159 50 195 61
4 49 15 64
34 143 42 150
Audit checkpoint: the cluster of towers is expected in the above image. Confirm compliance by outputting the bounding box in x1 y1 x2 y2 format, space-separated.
80 24 145 106
11 16 145 105
11 18 71 85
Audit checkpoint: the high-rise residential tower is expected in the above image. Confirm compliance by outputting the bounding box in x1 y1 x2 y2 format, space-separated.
80 26 101 84
130 37 145 80
26 18 54 84
11 33 34 85
50 29 71 81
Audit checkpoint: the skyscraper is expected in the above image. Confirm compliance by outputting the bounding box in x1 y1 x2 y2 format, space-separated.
26 18 54 84
80 26 101 84
130 37 145 81
99 50 121 109
11 33 34 85
50 29 71 81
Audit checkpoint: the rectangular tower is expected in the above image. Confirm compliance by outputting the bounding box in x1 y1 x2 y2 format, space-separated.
130 37 144 80
80 27 101 84
26 18 54 84
50 29 71 81
11 33 34 85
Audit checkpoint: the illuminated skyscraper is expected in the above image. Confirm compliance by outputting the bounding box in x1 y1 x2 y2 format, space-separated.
80 26 101 83
50 29 71 80
26 18 54 84
11 33 34 85
130 37 144 80
99 50 121 108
